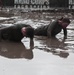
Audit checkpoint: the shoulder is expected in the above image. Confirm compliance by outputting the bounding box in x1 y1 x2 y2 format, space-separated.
49 20 58 27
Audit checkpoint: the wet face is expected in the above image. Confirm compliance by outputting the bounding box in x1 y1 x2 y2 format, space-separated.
21 27 26 36
61 22 69 28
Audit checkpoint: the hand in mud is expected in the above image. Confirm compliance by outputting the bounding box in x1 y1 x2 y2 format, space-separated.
64 36 67 39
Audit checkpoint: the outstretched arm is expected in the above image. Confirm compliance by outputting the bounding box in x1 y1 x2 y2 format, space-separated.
30 39 34 49
63 28 67 39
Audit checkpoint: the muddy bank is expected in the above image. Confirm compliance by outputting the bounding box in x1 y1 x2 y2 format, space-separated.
0 8 74 19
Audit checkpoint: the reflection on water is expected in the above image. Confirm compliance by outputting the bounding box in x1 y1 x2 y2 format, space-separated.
35 36 69 58
0 37 70 59
0 40 34 59
0 10 74 75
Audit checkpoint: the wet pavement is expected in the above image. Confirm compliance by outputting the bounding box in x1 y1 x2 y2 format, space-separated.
0 8 74 75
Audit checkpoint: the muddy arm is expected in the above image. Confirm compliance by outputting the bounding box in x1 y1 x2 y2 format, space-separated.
63 28 67 39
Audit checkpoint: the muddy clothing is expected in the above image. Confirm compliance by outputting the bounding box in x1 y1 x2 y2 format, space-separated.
34 20 67 37
0 24 30 42
34 25 48 36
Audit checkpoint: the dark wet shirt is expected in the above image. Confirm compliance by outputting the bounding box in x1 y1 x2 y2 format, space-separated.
34 25 48 36
35 20 67 37
1 24 30 42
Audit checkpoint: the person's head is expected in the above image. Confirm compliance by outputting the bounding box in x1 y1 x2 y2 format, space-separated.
21 27 34 39
59 17 70 28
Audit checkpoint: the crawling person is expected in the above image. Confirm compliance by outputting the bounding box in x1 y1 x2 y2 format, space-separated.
34 17 70 39
0 24 34 42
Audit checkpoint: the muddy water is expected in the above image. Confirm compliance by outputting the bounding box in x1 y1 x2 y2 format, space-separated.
0 9 74 75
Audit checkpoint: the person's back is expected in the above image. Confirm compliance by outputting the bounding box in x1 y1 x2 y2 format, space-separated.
34 20 59 37
34 17 70 38
0 24 34 42
34 25 48 36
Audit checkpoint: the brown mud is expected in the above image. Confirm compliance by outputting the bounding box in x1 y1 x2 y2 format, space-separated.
0 8 74 75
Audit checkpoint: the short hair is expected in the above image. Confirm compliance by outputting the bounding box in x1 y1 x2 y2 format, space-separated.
62 17 70 24
26 27 34 39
